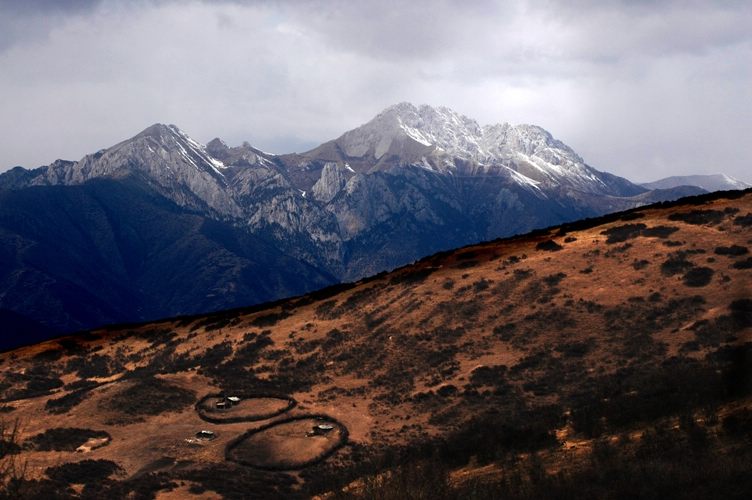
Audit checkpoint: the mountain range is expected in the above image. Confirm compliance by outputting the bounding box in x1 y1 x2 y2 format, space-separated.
641 174 750 192
0 103 725 344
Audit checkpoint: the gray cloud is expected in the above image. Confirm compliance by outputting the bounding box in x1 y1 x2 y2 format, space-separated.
0 0 750 183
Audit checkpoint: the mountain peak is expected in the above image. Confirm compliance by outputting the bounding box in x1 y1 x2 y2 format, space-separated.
133 123 178 140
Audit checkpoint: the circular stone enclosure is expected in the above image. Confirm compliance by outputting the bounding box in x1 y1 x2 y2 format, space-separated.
196 394 296 423
226 416 348 470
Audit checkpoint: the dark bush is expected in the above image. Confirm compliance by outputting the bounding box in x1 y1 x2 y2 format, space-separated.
733 257 752 269
3 374 64 401
513 268 533 279
193 316 233 331
473 279 490 292
683 267 714 287
492 323 516 341
45 459 121 484
455 260 480 269
100 377 196 423
469 365 508 387
632 259 649 270
641 226 680 238
193 341 233 371
730 299 752 328
668 209 726 225
73 354 123 379
604 243 632 256
436 385 457 397
32 349 63 363
722 408 752 437
601 223 646 244
733 212 752 227
542 272 566 287
393 267 438 284
555 340 592 358
250 310 291 327
456 251 477 261
174 463 296 499
45 389 91 414
714 245 748 256
315 300 338 319
438 408 561 465
620 212 645 221
25 428 109 451
660 253 694 276
323 328 348 350
535 239 562 251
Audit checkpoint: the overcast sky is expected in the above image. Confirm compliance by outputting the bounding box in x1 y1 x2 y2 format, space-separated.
1 0 750 183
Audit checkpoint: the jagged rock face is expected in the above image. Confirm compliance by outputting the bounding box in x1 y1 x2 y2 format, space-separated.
0 103 709 336
312 162 353 203
29 124 241 217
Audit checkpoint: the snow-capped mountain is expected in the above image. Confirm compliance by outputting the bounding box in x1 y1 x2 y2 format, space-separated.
298 102 642 196
641 174 750 193
0 103 711 337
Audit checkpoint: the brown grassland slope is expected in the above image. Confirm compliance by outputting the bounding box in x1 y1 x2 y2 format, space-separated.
0 190 751 499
